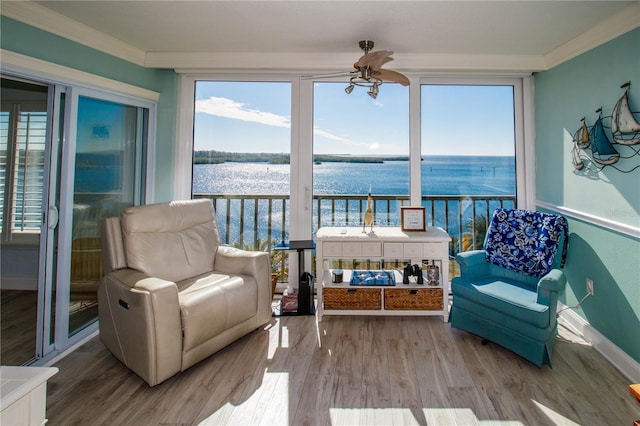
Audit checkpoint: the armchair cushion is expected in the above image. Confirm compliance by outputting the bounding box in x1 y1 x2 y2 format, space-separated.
485 208 568 278
120 200 221 283
451 276 550 328
178 272 258 351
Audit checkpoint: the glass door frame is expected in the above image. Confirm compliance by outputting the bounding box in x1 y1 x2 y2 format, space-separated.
53 86 157 352
36 83 66 359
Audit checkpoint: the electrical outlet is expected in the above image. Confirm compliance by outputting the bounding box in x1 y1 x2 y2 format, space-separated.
586 278 594 296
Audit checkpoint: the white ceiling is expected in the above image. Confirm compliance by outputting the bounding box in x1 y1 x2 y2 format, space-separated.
4 1 639 72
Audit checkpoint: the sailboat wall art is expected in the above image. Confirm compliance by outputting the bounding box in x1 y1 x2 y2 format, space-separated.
570 82 640 174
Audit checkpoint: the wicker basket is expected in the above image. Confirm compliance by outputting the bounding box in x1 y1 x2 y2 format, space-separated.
323 287 382 310
384 288 443 310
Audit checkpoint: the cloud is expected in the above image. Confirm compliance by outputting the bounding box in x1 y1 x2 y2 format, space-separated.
196 96 378 151
195 96 290 128
313 127 354 144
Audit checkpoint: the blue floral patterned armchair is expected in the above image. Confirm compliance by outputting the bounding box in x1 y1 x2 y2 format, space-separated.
450 208 569 367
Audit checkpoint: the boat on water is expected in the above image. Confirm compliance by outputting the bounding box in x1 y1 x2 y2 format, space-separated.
611 82 640 145
589 110 620 165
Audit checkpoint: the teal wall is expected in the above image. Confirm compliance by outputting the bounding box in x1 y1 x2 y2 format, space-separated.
1 16 178 201
535 28 640 363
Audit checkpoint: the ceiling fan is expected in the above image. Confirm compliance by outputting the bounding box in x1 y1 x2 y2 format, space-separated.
305 40 410 99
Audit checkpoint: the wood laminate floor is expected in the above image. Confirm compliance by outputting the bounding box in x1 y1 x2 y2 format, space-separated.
1 290 99 366
1 290 38 365
47 313 639 425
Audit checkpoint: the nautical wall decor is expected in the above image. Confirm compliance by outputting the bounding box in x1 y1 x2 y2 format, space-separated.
571 82 640 174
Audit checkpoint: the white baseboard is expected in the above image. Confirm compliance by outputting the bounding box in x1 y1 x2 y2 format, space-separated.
558 303 640 383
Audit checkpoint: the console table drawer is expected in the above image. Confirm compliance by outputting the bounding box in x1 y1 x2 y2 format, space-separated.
323 242 343 256
403 243 423 257
384 242 436 258
384 288 443 310
423 242 448 258
323 288 381 310
342 242 382 257
383 243 403 257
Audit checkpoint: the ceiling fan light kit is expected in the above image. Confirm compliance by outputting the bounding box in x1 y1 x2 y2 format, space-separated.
308 40 410 99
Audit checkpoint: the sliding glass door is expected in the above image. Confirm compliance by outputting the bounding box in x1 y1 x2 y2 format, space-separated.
64 95 147 337
55 89 150 345
1 73 154 364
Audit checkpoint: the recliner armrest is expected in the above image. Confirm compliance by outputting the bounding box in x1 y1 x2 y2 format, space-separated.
99 269 182 386
214 246 270 276
455 250 490 278
214 246 272 324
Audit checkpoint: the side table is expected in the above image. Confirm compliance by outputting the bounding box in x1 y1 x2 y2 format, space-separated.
0 366 58 425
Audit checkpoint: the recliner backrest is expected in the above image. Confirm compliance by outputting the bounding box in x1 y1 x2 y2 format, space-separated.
120 199 221 282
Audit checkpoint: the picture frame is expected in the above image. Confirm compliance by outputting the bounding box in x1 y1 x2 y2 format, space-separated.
400 206 426 231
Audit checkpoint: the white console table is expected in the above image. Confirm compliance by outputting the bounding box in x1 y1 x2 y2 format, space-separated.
315 226 451 321
0 366 58 425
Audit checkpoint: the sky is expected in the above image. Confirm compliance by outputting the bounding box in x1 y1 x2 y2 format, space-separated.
194 81 516 156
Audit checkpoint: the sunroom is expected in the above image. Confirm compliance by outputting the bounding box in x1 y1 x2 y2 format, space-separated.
1 1 639 424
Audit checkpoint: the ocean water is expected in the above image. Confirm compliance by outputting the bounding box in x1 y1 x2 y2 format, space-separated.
192 156 516 247
192 156 515 196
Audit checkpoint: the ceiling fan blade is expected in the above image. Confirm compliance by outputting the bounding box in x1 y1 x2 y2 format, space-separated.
376 69 410 86
301 71 357 80
358 50 394 71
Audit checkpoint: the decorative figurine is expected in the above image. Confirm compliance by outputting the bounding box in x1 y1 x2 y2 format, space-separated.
363 186 374 233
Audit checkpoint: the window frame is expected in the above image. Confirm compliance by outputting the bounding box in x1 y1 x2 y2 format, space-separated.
417 75 534 209
176 73 535 225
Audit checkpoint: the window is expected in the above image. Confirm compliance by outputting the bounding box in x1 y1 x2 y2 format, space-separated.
0 78 48 241
192 80 292 248
180 75 529 276
421 83 517 255
312 82 409 230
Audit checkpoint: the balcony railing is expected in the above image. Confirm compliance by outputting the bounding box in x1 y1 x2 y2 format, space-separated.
194 193 516 281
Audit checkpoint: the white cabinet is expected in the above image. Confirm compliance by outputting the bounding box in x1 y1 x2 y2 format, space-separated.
0 366 58 426
316 226 451 321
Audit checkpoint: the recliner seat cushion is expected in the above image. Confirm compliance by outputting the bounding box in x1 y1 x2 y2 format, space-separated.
120 200 220 283
178 272 258 352
451 277 550 328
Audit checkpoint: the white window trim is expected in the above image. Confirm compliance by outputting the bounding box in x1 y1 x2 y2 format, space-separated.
1 50 159 102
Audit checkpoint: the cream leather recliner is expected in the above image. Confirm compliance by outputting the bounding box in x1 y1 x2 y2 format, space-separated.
98 199 272 386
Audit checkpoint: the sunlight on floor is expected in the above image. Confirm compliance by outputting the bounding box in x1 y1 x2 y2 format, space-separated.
557 318 595 346
198 372 289 425
532 399 581 425
328 407 527 425
423 408 524 425
330 408 419 425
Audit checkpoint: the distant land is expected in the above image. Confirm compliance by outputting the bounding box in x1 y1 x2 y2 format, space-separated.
193 150 409 164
